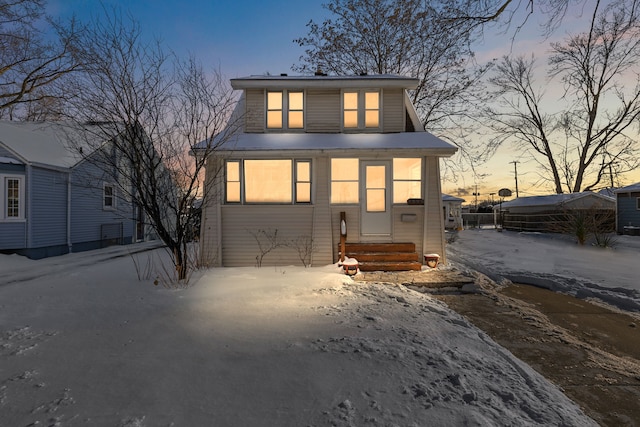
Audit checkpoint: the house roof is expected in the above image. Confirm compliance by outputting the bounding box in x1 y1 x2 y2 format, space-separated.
196 131 457 156
230 74 420 90
0 121 109 169
614 182 640 193
442 194 465 203
499 191 614 209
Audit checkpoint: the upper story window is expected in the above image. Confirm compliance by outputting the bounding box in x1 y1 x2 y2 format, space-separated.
343 90 380 130
1 175 25 221
266 90 305 130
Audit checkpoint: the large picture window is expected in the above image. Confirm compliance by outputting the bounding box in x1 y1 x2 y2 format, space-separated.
393 158 422 203
331 158 359 203
225 159 311 204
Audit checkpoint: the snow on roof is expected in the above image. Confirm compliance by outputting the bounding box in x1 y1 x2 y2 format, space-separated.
500 191 614 209
0 121 111 168
0 156 23 165
442 194 465 202
231 73 419 90
196 131 457 155
614 182 640 193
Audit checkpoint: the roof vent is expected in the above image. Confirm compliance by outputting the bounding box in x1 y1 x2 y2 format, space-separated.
359 72 368 76
280 73 288 76
314 67 327 76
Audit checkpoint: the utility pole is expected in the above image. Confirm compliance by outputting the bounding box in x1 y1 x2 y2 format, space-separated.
472 185 480 212
510 161 520 198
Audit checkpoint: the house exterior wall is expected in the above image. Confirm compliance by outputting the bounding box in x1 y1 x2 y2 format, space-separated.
307 89 341 133
242 88 405 133
70 159 134 253
616 191 640 232
28 166 69 257
200 153 445 267
0 161 26 250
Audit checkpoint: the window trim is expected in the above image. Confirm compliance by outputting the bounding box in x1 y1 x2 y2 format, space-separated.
1 174 25 221
636 197 640 210
103 182 116 210
342 90 381 131
392 158 423 204
266 89 305 130
224 159 312 205
330 158 360 204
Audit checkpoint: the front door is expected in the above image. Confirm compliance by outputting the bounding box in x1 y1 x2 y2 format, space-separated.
360 160 392 239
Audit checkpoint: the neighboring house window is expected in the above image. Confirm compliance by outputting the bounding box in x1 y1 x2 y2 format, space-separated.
1 176 24 220
331 158 359 203
267 90 305 129
103 183 116 209
393 158 422 203
343 90 380 129
637 197 640 210
225 159 311 204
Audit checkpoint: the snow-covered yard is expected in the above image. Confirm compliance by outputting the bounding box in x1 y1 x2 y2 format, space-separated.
0 243 599 426
447 228 640 312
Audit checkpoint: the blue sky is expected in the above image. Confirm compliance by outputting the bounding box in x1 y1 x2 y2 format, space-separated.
48 0 330 77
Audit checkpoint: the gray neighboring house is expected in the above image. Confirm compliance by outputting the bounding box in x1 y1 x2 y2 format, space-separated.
0 121 150 259
497 191 615 232
196 73 457 268
614 182 640 235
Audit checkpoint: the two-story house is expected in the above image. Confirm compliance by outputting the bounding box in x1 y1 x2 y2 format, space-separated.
196 73 457 269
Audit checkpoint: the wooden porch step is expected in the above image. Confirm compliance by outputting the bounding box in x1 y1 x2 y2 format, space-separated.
345 242 416 253
357 261 423 272
349 252 419 262
339 242 423 272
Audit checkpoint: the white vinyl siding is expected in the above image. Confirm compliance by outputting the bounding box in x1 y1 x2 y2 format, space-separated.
245 89 264 132
306 89 341 132
383 89 404 132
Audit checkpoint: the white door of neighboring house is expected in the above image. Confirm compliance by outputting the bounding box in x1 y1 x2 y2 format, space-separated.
360 160 392 239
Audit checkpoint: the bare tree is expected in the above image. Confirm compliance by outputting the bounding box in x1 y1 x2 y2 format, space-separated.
485 0 640 193
294 0 492 181
65 10 239 281
0 0 81 118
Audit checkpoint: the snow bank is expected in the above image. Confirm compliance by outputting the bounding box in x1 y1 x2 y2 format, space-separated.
447 228 640 312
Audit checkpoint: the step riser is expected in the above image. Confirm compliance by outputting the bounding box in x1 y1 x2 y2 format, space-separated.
345 253 419 262
358 263 422 272
344 243 416 253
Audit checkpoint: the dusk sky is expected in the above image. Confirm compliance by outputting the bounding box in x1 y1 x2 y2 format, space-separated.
45 0 640 199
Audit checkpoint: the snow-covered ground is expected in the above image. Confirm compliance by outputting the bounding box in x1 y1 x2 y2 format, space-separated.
0 243 600 426
447 228 640 312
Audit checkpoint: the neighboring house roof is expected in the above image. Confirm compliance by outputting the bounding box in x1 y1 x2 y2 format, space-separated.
0 121 111 169
614 182 640 193
499 191 614 209
197 131 456 155
442 194 465 203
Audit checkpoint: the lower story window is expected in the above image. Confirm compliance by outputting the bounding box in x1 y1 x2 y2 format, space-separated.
393 158 422 203
225 159 311 204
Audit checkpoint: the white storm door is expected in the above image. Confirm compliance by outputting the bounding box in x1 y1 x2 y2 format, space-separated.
360 160 392 238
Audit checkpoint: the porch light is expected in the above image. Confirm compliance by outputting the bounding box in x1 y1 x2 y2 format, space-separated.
342 258 359 276
424 253 440 268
